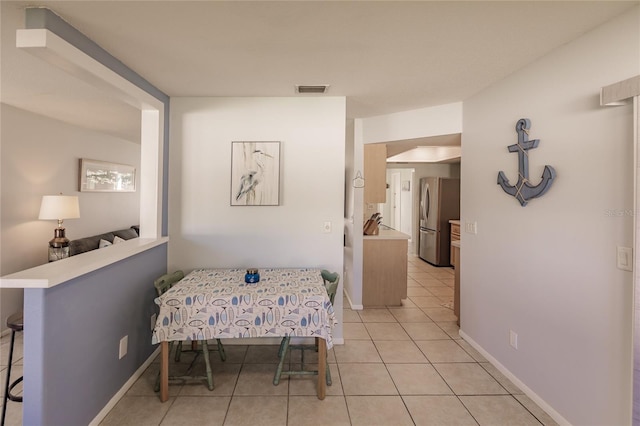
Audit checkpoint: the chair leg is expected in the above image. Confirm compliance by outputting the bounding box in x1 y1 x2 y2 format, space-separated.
326 359 332 386
1 330 16 426
273 336 290 385
154 341 215 392
216 339 226 362
201 340 214 391
277 336 287 358
154 368 161 393
175 341 183 362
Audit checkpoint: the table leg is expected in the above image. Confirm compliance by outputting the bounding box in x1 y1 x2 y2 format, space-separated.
160 341 169 402
317 339 326 400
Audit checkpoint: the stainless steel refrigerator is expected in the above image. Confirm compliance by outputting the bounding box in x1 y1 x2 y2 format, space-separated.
419 177 460 266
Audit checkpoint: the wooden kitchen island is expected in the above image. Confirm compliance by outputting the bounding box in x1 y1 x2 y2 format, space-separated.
363 228 410 306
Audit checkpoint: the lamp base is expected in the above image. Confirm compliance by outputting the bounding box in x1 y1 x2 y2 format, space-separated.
48 245 70 262
48 227 70 262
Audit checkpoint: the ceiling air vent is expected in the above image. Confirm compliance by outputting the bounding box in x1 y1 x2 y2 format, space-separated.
295 85 330 94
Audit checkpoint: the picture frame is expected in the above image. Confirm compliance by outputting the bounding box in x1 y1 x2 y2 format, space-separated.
231 141 280 206
79 158 136 192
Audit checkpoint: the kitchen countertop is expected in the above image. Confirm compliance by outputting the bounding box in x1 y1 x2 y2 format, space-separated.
364 229 411 240
449 219 461 225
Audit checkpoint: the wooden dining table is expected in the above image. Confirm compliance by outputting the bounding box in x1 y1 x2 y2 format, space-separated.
151 268 337 400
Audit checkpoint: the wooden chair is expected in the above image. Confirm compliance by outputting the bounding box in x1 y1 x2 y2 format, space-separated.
273 269 339 386
153 270 226 392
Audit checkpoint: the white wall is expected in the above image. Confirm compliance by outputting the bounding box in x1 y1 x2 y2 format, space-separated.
344 119 358 309
169 97 346 338
0 103 141 330
361 102 462 144
348 119 365 308
461 8 638 425
383 168 413 235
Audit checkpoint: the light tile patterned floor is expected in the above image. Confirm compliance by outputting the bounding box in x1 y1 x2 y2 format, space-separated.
0 255 558 425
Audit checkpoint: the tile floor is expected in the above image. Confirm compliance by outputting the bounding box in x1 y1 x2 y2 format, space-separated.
0 254 558 425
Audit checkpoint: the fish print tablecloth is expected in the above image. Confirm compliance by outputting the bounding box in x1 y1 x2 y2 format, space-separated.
152 268 337 349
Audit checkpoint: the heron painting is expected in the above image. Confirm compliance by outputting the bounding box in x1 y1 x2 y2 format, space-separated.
231 141 280 206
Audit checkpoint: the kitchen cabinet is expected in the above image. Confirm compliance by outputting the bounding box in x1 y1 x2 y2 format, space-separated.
363 229 409 306
364 144 387 204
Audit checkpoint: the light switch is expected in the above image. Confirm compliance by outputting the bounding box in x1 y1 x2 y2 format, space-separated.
509 330 518 350
119 335 128 359
617 246 633 271
465 221 477 234
323 221 332 233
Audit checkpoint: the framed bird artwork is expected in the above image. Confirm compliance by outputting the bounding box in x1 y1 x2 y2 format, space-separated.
231 141 281 206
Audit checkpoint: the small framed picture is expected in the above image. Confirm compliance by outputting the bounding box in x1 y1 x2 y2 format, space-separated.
79 158 136 192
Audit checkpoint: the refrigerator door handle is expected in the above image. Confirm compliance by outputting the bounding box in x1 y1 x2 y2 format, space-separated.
424 183 430 222
419 188 424 222
419 183 424 222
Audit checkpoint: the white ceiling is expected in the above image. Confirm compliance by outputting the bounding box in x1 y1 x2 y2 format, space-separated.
1 1 636 145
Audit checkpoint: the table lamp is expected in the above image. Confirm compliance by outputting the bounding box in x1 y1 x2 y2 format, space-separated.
38 194 80 262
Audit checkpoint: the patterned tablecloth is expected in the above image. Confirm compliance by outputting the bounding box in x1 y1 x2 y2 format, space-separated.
152 268 337 349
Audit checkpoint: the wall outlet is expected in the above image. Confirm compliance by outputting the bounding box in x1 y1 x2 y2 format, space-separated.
509 330 518 349
465 221 477 234
150 313 157 331
119 335 128 359
323 221 332 233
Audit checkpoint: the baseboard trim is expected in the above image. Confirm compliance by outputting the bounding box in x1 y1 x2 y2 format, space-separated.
343 291 363 310
89 347 160 426
458 330 571 426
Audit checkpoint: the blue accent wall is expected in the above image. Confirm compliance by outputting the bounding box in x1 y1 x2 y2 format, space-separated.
23 245 167 425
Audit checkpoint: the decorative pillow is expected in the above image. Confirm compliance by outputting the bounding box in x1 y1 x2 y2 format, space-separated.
99 239 112 248
113 236 126 244
113 228 138 240
69 232 115 256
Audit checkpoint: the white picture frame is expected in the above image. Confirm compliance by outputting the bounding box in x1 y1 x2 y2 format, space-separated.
79 158 136 192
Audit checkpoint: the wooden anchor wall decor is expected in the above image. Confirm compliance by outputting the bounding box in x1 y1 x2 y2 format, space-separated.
497 118 556 206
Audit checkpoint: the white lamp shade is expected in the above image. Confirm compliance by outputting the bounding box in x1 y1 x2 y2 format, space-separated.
38 195 80 220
